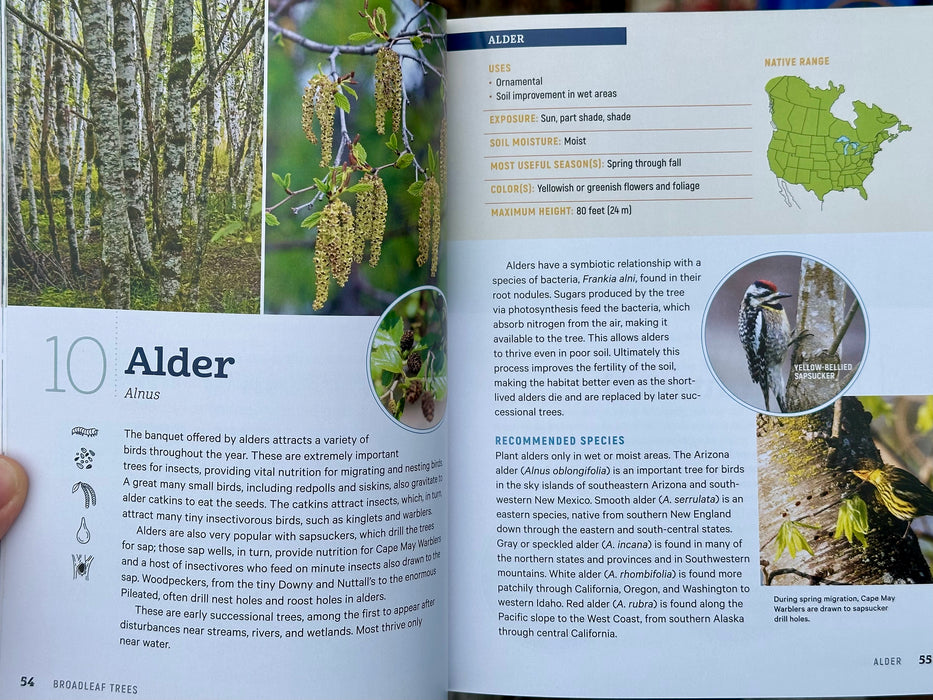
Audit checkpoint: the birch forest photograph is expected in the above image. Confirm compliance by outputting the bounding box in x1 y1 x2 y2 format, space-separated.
5 0 264 312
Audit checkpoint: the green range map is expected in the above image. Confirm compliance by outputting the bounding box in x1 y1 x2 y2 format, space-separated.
766 76 910 202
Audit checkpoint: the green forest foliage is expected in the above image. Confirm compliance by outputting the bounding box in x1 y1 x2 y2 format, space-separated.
6 0 263 312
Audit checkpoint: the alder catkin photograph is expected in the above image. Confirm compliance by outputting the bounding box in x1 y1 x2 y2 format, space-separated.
264 0 446 315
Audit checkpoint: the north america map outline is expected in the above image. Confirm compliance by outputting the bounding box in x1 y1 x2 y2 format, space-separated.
766 76 910 204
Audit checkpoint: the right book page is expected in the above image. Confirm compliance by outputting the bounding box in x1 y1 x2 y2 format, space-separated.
445 8 933 698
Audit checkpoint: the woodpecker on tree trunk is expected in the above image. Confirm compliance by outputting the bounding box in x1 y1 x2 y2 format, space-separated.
739 279 793 412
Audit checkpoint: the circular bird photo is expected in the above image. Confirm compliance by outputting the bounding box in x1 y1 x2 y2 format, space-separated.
369 287 447 431
703 254 867 415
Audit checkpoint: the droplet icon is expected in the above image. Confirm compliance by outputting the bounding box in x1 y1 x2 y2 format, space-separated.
76 517 91 544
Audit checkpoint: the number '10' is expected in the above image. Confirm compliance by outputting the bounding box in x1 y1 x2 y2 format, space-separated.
46 336 107 394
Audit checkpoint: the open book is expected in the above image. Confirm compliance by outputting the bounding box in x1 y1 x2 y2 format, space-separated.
2 2 932 698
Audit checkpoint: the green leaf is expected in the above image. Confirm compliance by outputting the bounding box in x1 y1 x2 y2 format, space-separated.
334 91 351 113
420 331 442 349
431 347 446 374
210 219 244 243
374 7 388 35
342 84 358 99
264 212 280 227
313 178 329 194
347 181 374 193
386 133 399 151
271 172 287 190
916 396 933 433
428 375 448 401
395 152 414 169
378 314 405 344
427 143 437 174
371 325 404 374
348 31 374 43
371 343 404 374
408 180 425 197
775 520 815 560
300 211 322 229
352 142 368 164
834 496 869 547
411 35 424 50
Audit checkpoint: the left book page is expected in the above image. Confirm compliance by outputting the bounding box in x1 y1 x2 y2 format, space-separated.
0 1 448 698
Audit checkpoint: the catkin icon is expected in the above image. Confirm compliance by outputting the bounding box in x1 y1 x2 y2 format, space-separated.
354 172 388 266
374 46 402 135
417 176 441 277
302 74 338 167
313 199 355 310
73 481 97 509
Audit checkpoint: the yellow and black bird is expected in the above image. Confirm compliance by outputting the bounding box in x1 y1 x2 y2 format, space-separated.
851 462 933 535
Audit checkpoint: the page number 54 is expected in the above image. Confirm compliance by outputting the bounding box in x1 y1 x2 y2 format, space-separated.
20 676 35 687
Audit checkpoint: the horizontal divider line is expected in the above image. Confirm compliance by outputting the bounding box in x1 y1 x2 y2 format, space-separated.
485 197 755 204
484 127 753 134
483 104 754 111
484 150 753 158
484 174 753 181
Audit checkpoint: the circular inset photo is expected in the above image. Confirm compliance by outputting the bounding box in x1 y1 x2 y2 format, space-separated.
703 254 867 415
369 286 447 430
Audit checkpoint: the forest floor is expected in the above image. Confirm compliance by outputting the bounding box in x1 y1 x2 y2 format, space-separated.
8 233 261 314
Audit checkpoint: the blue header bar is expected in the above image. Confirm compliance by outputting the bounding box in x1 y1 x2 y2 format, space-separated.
447 27 627 51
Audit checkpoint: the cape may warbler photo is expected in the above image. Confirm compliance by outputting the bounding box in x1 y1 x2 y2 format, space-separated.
852 462 933 530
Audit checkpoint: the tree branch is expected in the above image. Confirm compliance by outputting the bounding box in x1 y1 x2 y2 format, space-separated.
828 299 859 357
268 19 437 56
190 12 263 105
6 3 87 67
764 566 851 586
190 0 242 89
271 19 381 55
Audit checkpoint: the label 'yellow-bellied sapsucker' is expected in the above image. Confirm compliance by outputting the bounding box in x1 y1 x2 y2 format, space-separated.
739 279 792 412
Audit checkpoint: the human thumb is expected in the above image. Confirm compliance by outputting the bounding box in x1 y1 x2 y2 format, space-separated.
0 456 28 539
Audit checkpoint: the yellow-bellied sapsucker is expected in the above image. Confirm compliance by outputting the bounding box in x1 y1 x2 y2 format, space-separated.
739 279 792 412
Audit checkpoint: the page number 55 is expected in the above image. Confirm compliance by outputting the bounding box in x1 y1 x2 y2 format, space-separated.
920 654 932 664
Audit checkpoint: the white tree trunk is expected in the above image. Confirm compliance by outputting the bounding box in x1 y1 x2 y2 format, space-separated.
113 0 155 274
159 0 193 307
81 0 132 308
